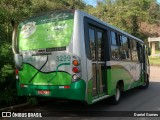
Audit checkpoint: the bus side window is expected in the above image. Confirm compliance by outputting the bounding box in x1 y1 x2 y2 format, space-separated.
137 43 143 63
131 40 138 61
97 31 105 61
120 36 131 60
127 38 132 60
89 28 96 61
110 31 120 60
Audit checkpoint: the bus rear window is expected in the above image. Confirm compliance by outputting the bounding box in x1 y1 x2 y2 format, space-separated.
18 10 74 51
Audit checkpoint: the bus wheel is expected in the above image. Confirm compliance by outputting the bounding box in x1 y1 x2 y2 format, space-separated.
140 75 149 89
109 85 121 105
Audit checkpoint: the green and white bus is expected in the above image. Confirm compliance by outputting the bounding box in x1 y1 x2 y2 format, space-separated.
12 9 150 104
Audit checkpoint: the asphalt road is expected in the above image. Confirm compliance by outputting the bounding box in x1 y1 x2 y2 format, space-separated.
17 79 160 120
11 66 159 120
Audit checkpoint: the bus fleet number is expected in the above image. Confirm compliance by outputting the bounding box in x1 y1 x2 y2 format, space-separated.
56 55 71 62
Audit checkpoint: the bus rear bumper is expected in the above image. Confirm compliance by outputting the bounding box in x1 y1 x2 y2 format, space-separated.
17 80 86 101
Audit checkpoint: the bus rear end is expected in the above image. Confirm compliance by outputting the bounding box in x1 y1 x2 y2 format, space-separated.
13 10 86 101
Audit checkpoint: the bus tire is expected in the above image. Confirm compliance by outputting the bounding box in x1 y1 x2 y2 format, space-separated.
109 85 121 105
140 74 149 89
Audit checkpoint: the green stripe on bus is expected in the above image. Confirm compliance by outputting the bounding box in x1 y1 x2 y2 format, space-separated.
19 64 72 85
107 66 141 95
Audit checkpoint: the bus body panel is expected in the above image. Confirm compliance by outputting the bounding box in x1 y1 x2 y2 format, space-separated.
106 61 143 95
80 10 148 104
13 9 149 104
16 10 87 101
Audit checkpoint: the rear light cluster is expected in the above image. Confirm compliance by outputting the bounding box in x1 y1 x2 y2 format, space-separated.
15 69 19 75
72 56 81 82
15 69 19 79
20 84 28 87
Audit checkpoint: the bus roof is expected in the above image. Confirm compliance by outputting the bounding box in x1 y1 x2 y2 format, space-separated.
76 9 144 44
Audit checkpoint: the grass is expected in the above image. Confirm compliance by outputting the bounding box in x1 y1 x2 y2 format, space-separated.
155 50 160 54
149 57 160 66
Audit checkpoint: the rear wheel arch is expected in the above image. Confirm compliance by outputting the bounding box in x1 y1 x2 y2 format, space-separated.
109 80 124 105
117 80 124 92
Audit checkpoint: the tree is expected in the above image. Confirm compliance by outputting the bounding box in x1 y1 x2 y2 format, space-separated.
0 0 87 108
85 0 160 40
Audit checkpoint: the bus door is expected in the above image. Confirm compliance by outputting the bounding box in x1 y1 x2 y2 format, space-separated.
88 26 106 98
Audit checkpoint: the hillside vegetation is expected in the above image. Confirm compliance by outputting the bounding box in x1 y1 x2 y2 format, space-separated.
0 0 160 107
85 0 160 40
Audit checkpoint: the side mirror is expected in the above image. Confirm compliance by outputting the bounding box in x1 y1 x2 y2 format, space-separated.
12 22 18 54
14 54 23 70
148 47 151 56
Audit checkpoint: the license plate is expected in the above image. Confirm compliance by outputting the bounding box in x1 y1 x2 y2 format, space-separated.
38 90 50 95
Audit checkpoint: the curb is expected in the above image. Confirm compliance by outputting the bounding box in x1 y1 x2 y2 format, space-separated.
0 98 53 112
0 102 31 112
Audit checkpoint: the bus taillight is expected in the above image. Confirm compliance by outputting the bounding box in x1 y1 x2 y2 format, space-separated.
15 69 19 75
64 86 70 89
72 67 80 73
20 84 28 87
